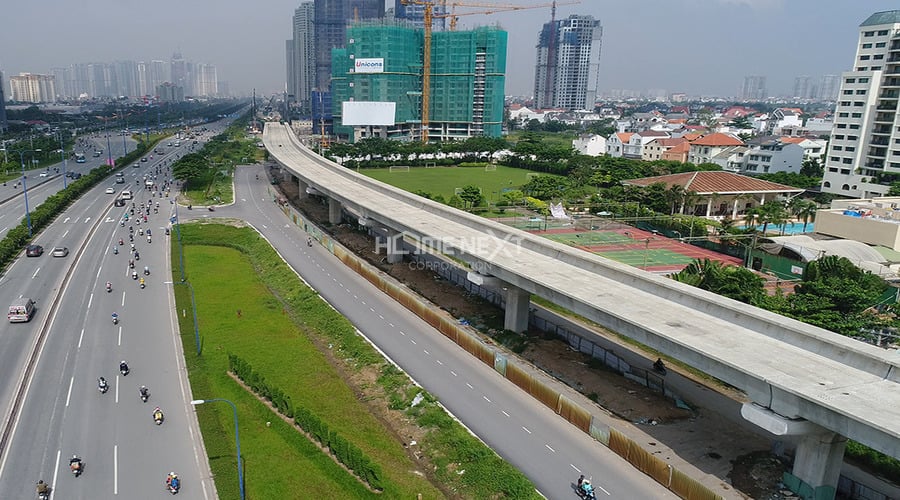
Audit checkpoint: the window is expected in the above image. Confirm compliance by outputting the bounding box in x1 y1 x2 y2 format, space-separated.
846 146 855 152
874 54 884 60
840 101 851 106
823 181 831 188
876 42 886 48
834 135 845 140
848 135 858 140
862 43 873 48
850 124 860 129
857 67 868 71
859 78 869 83
843 158 853 164
837 124 847 128
851 113 862 118
833 146 843 151
854 101 864 107
830 156 841 162
872 66 883 70
839 113 849 118
843 89 854 95
845 78 856 83
864 31 875 37
856 89 866 94
878 30 888 35
860 55 871 60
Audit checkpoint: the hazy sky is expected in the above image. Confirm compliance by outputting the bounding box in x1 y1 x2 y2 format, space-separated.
0 0 895 98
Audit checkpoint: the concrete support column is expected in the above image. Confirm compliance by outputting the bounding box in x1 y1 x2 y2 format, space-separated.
328 198 342 224
504 286 530 333
298 179 309 200
792 430 846 497
385 228 404 264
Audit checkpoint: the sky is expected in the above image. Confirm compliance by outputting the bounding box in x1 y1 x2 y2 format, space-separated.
0 0 896 98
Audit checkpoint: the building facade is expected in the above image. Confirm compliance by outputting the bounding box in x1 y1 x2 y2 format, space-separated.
393 0 445 30
9 73 56 103
740 75 767 101
314 0 384 92
287 2 316 114
821 10 900 198
331 22 506 141
0 70 7 132
194 64 218 97
533 14 602 110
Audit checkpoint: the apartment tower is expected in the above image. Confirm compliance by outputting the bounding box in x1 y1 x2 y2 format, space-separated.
287 2 316 114
0 70 7 132
533 14 602 110
821 10 900 198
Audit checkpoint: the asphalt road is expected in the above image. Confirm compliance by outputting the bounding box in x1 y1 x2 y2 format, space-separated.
0 125 230 499
204 166 678 500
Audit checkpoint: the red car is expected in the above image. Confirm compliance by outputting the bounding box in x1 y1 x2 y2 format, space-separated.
25 244 43 257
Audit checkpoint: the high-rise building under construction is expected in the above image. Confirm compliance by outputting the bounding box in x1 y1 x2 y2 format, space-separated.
533 14 602 110
331 21 507 141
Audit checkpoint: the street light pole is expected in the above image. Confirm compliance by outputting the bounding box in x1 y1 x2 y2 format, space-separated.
105 121 113 167
58 130 68 189
17 149 40 237
190 398 245 500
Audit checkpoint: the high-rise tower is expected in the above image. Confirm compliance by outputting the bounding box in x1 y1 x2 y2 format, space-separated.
287 2 316 114
740 75 767 101
821 10 900 198
533 14 601 110
313 0 384 92
0 70 8 132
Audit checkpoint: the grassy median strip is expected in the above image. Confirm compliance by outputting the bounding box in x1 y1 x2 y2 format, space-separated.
172 223 539 499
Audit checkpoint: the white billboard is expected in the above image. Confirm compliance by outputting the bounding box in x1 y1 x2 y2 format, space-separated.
353 58 384 73
342 101 396 126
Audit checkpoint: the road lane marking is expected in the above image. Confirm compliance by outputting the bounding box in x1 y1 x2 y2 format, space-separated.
51 449 60 492
502 410 510 417
31 268 40 279
545 444 555 453
369 307 375 313
410 339 417 345
115 376 119 403
522 426 532 434
597 484 611 496
466 383 474 389
483 396 491 403
570 464 581 473
121 292 125 306
450 370 457 377
118 326 122 346
62 229 70 237
423 349 430 356
114 444 118 494
436 359 443 365
65 377 74 407
78 328 85 348
399 331 406 336
87 293 93 309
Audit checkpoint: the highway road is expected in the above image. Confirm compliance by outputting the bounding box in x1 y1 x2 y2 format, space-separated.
0 123 231 499
204 165 677 500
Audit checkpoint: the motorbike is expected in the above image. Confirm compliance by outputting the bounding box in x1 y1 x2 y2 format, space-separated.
140 387 150 403
106 282 112 293
118 238 124 245
69 457 83 477
134 252 140 261
132 271 138 280
576 480 596 500
36 484 50 500
113 246 118 255
129 233 134 242
147 235 152 244
98 378 108 394
112 313 118 325
139 228 144 236
140 279 146 289
120 220 125 227
165 474 180 494
208 206 215 212
144 266 150 276
165 228 170 235
129 259 135 269
153 408 164 425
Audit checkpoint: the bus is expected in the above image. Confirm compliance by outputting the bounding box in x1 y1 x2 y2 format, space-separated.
75 153 86 163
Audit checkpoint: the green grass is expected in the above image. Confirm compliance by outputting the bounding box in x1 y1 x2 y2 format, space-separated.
172 231 443 499
360 165 560 202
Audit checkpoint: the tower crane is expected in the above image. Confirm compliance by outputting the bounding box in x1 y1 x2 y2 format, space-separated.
400 0 580 142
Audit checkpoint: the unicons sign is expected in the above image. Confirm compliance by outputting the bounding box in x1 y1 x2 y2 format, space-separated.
354 58 384 73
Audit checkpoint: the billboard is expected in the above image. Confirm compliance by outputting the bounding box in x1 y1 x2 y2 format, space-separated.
342 101 396 126
353 58 384 73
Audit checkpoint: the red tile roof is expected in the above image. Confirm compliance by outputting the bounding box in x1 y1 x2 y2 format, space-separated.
667 142 691 153
690 132 744 146
780 137 806 144
615 132 634 143
621 171 804 194
682 133 703 142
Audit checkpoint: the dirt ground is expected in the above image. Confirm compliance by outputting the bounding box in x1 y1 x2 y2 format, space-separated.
273 173 791 498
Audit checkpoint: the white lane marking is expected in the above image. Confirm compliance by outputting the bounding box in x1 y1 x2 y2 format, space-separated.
0 227 7 233
62 229 70 237
450 370 458 377
423 350 430 356
545 444 556 453
96 267 101 279
522 426 532 434
436 359 443 365
64 217 71 223
598 484 611 496
118 326 122 346
84 217 91 224
369 307 375 313
121 292 125 306
502 410 510 417
65 377 74 407
31 268 40 279
466 383 473 389
360 300 366 306
114 444 118 494
51 450 60 492
483 396 491 403
388 323 394 328
399 331 406 336
409 339 417 345
378 314 384 320
87 293 93 309
77 328 85 348
570 464 582 473
115 375 119 403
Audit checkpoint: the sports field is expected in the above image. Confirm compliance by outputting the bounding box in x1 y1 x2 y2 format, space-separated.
360 165 560 201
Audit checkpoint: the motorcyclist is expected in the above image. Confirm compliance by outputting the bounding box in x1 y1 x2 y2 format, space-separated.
132 270 138 280
69 455 82 473
36 479 49 495
113 246 118 254
144 266 150 275
106 281 112 292
139 385 150 401
111 312 118 324
153 407 164 423
166 472 180 491
119 360 129 375
139 277 146 288
580 478 594 499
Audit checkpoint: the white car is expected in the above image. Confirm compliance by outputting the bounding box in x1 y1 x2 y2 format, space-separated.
105 187 116 194
39 172 49 178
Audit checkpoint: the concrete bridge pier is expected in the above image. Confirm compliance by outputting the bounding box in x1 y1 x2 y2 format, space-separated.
742 403 845 498
503 285 531 333
384 228 404 264
298 179 309 200
328 198 342 224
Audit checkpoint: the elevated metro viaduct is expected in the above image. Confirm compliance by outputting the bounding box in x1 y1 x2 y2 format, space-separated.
264 122 900 497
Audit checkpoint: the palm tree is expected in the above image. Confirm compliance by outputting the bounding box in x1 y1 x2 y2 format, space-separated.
796 200 818 233
743 208 760 231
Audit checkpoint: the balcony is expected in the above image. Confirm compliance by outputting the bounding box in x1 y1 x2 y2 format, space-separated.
885 78 900 87
874 112 896 122
877 103 898 110
868 147 888 158
873 126 892 134
866 160 886 169
880 90 900 98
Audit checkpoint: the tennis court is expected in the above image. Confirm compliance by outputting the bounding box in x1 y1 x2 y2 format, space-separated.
528 225 743 273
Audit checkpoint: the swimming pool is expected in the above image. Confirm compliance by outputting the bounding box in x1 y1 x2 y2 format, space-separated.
744 221 814 235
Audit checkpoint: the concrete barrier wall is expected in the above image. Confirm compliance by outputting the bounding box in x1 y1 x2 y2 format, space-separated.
273 197 724 500
269 124 899 381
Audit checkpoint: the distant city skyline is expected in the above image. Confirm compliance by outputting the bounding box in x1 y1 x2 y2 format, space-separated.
0 1 895 98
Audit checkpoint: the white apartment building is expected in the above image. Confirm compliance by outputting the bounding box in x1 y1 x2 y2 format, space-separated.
742 139 805 175
572 134 607 156
821 10 900 198
9 73 56 103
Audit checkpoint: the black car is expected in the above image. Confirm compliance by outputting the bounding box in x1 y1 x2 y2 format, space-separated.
114 198 126 207
25 244 43 257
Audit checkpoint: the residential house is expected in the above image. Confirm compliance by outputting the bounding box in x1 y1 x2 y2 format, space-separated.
688 132 745 164
642 137 686 162
662 141 692 163
572 134 607 156
741 137 804 175
710 146 749 172
768 107 804 134
606 132 633 158
779 136 827 162
623 130 669 159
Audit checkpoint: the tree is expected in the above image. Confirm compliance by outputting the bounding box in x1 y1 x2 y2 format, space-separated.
522 175 568 200
671 258 767 305
728 116 752 130
458 185 484 208
800 157 824 178
172 153 208 182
